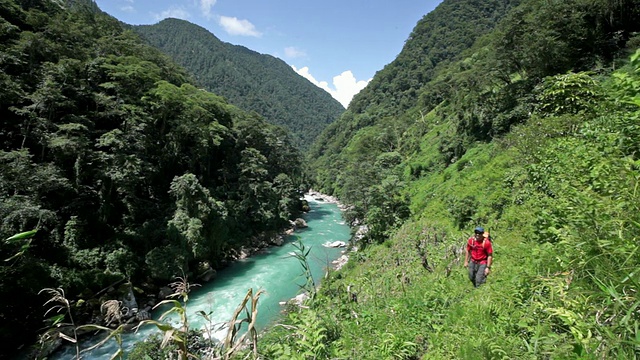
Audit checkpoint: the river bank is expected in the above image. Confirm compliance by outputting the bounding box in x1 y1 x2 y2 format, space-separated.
39 193 353 360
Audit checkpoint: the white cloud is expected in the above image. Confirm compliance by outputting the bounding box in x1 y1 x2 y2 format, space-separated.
153 7 190 21
293 66 370 108
218 16 261 37
200 0 216 19
284 47 306 59
120 5 134 13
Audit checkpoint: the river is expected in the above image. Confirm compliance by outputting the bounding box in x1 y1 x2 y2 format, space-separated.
49 195 351 359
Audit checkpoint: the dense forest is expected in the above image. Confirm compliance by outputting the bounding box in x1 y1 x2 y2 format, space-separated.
0 0 310 357
134 18 345 151
2 0 640 358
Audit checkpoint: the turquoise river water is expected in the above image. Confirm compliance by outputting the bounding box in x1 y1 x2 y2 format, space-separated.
50 196 350 359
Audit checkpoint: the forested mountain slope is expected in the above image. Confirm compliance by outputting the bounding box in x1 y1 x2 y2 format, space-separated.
0 1 306 356
134 18 345 151
308 0 522 199
255 0 640 358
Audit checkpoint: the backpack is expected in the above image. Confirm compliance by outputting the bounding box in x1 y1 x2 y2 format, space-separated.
469 231 491 250
470 237 489 250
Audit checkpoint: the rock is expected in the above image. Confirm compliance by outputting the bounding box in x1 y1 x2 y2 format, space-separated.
32 330 64 359
294 218 307 228
332 255 349 271
136 309 151 321
292 293 309 305
120 283 138 311
158 286 173 300
197 261 217 282
271 235 284 246
323 241 346 248
199 267 217 282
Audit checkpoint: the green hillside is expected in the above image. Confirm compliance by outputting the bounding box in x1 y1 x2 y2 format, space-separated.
256 0 640 358
134 18 345 151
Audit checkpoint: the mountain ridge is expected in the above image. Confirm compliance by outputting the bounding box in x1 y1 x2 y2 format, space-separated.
134 18 345 151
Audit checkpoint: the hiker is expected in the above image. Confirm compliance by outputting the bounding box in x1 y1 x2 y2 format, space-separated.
463 226 493 287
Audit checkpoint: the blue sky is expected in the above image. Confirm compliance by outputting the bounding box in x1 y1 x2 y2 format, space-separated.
94 0 443 108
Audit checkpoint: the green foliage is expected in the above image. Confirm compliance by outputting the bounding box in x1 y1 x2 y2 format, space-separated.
372 333 418 359
134 18 344 150
0 1 307 356
260 309 337 360
447 195 476 230
290 239 316 300
38 288 82 359
3 228 37 261
308 0 522 195
168 173 227 261
135 276 203 360
3 0 640 357
362 175 410 243
535 71 604 117
292 51 640 358
289 1 640 358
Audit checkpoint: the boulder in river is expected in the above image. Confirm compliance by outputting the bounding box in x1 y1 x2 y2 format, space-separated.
323 241 346 248
197 261 217 282
294 218 308 228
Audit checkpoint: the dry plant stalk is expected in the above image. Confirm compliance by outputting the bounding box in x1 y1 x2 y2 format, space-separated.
101 300 125 326
39 288 80 359
223 288 265 359
169 276 200 300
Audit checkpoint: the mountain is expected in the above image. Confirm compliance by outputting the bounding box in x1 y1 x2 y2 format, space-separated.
308 0 523 174
134 18 345 151
269 0 640 358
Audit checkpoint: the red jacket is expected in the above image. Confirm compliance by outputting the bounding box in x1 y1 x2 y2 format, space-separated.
467 237 493 264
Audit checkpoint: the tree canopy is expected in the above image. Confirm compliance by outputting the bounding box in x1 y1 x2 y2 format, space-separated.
0 1 306 355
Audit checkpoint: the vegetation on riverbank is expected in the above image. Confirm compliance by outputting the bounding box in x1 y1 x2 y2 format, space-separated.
0 1 310 355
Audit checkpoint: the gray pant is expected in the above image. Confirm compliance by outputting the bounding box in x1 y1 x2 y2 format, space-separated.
468 261 487 287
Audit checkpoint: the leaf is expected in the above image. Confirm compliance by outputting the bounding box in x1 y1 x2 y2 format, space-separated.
5 229 38 242
45 314 66 327
161 329 174 348
196 310 211 321
630 49 640 63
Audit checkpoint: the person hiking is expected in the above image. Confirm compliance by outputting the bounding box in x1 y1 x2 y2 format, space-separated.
463 226 493 287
